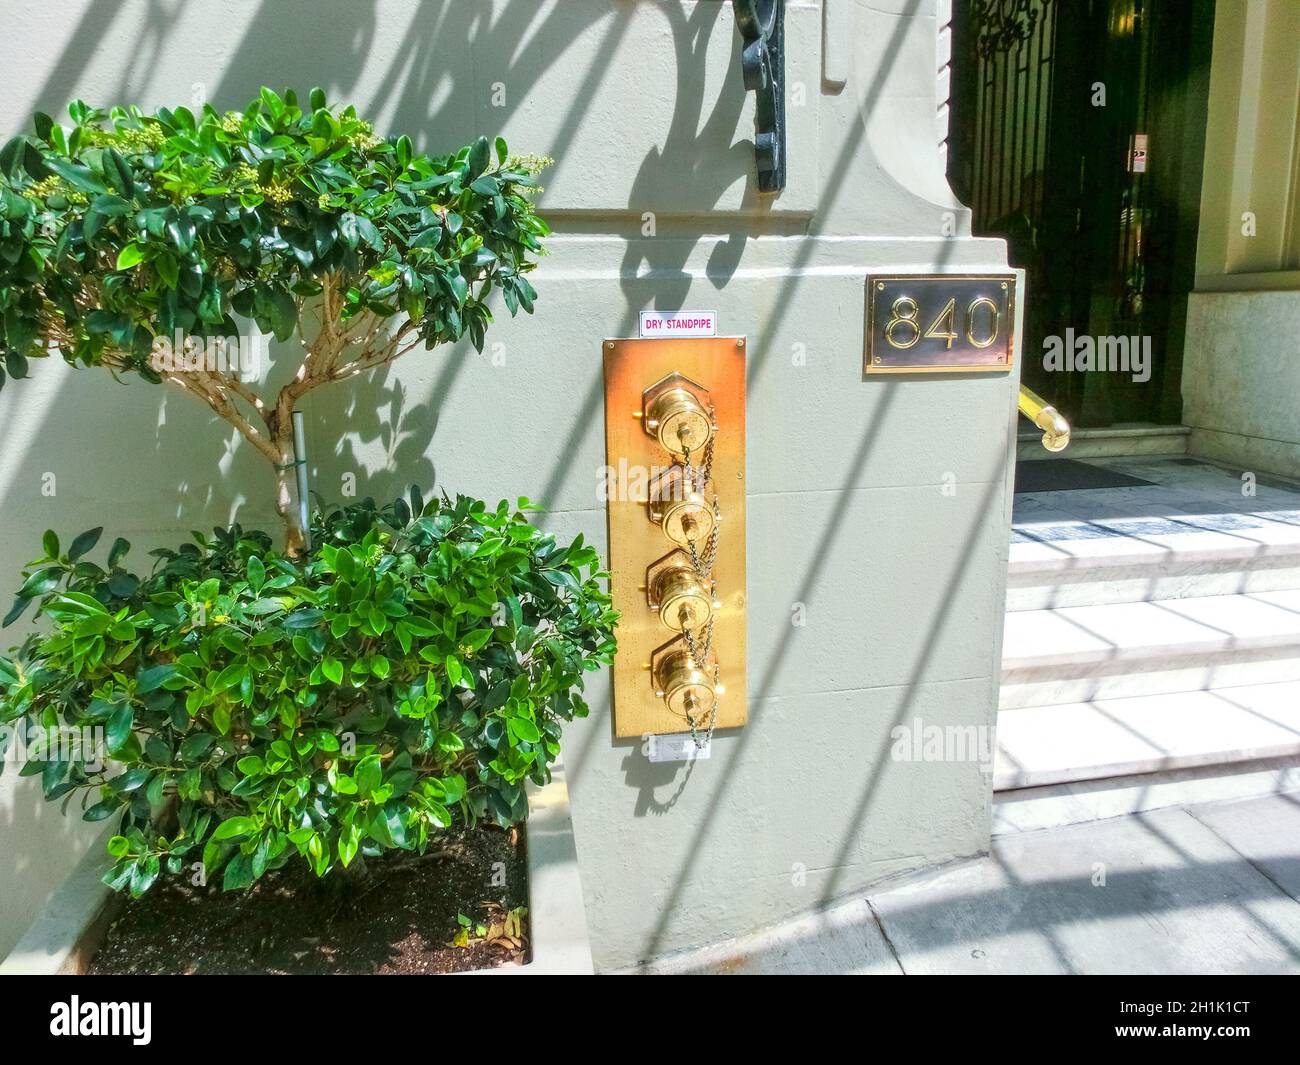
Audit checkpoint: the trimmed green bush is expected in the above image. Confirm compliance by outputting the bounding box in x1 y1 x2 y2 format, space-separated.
0 89 615 896
0 88 549 550
0 492 616 896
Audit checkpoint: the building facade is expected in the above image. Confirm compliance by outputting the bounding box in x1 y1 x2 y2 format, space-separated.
0 0 1295 970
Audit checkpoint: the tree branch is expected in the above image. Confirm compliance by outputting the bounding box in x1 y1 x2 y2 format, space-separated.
163 371 280 465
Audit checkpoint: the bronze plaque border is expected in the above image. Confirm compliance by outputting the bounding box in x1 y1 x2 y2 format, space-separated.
864 273 1018 375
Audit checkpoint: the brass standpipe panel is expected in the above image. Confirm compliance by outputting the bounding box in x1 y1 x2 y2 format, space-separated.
602 337 747 740
641 371 723 739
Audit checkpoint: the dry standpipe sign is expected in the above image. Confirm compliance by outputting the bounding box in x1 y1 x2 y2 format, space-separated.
639 310 719 338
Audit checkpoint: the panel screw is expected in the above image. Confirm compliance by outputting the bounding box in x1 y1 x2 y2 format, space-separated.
736 339 745 347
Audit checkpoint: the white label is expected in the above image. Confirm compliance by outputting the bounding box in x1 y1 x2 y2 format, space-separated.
1130 133 1148 173
647 733 712 762
639 310 718 338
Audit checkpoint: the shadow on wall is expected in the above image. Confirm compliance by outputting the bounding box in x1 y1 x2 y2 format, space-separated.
0 768 111 959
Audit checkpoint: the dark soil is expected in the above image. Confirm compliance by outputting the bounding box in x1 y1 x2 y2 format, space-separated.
88 824 528 975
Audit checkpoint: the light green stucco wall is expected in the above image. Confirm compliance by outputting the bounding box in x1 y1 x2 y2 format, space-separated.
1183 0 1300 481
0 0 1017 968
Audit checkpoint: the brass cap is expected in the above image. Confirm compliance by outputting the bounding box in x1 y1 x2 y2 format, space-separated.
647 387 713 454
653 564 712 631
654 649 716 720
659 494 715 548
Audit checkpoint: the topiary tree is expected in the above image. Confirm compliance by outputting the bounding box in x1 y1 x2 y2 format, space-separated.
0 87 548 554
0 90 617 898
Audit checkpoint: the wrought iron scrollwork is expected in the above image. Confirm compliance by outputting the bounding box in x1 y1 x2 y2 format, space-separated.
734 0 786 193
971 0 1044 58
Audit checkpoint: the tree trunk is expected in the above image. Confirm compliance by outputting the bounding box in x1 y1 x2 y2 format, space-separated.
273 432 308 558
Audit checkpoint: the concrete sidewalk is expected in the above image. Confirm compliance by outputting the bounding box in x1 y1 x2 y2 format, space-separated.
628 791 1300 975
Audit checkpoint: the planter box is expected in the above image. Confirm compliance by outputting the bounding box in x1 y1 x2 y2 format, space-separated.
0 764 591 976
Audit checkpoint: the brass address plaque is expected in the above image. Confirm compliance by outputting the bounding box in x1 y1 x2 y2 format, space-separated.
865 274 1017 374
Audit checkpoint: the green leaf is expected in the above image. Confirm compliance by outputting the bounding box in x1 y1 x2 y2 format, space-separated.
212 662 248 693
67 526 103 560
154 252 179 288
4 352 28 380
322 656 344 684
115 243 146 270
509 717 541 744
18 567 61 598
106 704 134 752
284 608 324 630
180 733 215 759
107 536 130 567
466 136 490 180
223 851 254 891
338 823 361 866
43 156 107 194
444 653 463 688
84 797 120 821
356 754 382 797
130 854 161 898
212 816 257 840
102 147 135 198
2 596 33 627
136 663 178 693
444 269 468 306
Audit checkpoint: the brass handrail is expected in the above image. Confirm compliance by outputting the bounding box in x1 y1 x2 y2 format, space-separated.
1018 385 1070 452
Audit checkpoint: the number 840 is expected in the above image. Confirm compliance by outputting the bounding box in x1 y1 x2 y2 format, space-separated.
884 295 1000 350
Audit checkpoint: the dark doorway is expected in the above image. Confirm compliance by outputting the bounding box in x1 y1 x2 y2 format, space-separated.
947 0 1215 428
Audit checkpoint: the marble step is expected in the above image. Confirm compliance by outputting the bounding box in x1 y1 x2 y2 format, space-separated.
993 680 1300 793
1017 424 1189 462
1007 531 1300 611
993 754 1300 835
1000 589 1300 708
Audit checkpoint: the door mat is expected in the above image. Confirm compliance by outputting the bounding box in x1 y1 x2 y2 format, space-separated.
1015 459 1156 494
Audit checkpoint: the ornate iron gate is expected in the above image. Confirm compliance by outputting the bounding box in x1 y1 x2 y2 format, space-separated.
948 0 1214 427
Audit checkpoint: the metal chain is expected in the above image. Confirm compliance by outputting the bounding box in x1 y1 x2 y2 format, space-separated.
684 685 719 749
679 405 720 749
684 424 720 579
687 493 720 579
682 616 713 669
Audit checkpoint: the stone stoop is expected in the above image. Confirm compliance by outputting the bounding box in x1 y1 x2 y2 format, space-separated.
994 455 1300 830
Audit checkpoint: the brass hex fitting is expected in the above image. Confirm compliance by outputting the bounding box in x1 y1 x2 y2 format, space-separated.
642 372 714 455
648 465 715 548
